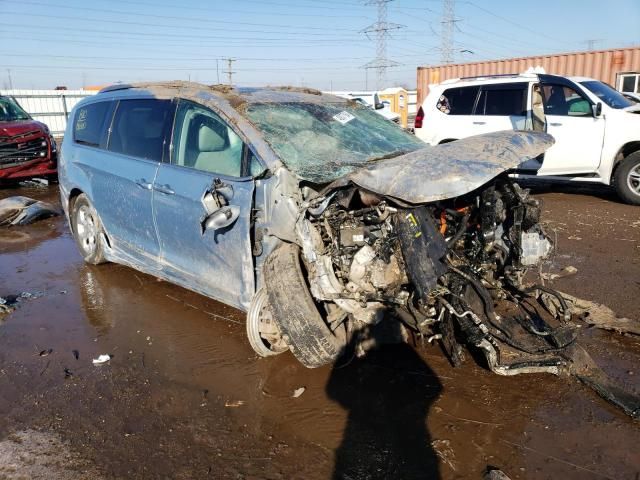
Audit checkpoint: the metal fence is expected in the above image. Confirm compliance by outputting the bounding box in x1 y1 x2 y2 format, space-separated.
2 87 418 135
0 89 96 136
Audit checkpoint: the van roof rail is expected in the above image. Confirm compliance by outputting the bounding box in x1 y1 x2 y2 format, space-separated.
98 83 135 94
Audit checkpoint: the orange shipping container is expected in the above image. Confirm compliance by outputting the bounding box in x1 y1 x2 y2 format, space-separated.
416 46 640 106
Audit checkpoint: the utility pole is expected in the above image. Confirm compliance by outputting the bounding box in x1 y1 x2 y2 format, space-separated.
216 59 220 84
7 69 13 90
440 0 456 64
361 0 404 90
223 58 236 86
583 39 603 51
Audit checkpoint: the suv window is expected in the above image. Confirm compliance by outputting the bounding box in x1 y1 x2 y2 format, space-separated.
172 100 243 177
74 101 112 147
543 84 591 117
438 86 479 115
108 99 173 161
476 84 527 116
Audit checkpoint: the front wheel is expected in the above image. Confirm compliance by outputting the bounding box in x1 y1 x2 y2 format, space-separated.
614 152 640 205
264 243 347 368
70 194 107 264
246 289 289 357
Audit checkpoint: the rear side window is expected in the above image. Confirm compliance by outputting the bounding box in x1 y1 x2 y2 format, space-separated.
476 84 528 116
108 99 173 162
437 86 479 115
74 101 111 147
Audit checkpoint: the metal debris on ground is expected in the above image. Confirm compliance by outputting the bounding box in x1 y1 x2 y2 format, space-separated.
92 354 112 365
541 265 578 281
559 291 640 335
292 387 306 398
484 468 512 480
0 196 59 226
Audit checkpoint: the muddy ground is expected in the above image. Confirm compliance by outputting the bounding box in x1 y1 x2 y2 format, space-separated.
0 181 638 480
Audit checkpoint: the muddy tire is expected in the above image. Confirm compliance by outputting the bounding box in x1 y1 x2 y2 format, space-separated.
70 194 107 265
613 151 640 206
264 243 345 368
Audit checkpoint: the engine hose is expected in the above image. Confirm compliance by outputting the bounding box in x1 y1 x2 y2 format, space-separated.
447 265 512 339
446 294 570 356
523 284 571 322
446 212 470 248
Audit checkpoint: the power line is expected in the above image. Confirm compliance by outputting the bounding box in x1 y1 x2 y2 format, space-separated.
0 20 367 44
5 0 361 32
1 10 362 39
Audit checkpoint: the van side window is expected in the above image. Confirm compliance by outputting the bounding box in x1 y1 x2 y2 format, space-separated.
438 86 479 115
108 99 173 162
172 100 243 177
73 102 111 147
476 84 528 116
543 84 591 117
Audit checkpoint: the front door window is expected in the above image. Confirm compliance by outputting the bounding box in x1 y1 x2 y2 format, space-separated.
171 101 243 177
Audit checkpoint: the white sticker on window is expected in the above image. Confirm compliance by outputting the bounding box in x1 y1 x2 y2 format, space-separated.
333 111 355 125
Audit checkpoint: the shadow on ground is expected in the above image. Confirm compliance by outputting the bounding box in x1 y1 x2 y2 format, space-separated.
327 322 442 480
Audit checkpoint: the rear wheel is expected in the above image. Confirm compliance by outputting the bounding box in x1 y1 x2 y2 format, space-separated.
264 243 346 368
70 194 107 264
614 152 640 205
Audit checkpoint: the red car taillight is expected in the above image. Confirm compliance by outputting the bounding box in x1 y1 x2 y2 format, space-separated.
414 106 424 128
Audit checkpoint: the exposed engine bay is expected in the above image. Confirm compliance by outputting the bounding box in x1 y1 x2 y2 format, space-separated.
286 176 639 418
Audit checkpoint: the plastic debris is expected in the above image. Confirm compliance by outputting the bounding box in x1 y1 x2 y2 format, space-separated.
39 349 53 357
225 400 245 407
64 368 73 378
72 350 79 360
0 196 60 227
92 354 112 365
292 387 306 398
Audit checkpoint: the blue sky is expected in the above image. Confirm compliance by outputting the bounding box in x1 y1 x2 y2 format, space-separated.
1 0 639 90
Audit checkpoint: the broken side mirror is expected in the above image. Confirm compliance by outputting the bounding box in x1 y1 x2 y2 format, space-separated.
374 102 385 110
592 102 603 117
202 179 234 215
204 205 240 231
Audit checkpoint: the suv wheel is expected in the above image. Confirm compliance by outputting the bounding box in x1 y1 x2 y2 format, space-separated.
70 194 107 264
614 151 640 205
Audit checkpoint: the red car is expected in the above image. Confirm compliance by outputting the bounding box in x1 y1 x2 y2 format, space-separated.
0 95 57 182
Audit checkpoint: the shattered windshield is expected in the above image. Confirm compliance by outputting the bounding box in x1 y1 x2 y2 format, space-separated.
245 102 425 183
580 81 633 109
0 97 32 122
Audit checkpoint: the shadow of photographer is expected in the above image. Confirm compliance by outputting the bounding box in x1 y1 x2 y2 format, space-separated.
326 321 443 480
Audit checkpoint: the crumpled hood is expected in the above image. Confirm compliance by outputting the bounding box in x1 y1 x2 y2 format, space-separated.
323 130 554 204
0 120 46 139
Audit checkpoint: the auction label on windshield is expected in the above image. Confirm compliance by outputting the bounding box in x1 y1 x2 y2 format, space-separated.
333 111 356 125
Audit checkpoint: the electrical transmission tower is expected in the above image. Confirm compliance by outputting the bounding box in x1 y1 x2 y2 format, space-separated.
223 58 236 85
362 0 404 90
440 0 456 64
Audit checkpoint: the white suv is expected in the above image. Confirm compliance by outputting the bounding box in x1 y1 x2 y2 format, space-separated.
414 73 640 205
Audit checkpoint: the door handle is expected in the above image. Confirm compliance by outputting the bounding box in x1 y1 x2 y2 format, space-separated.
549 122 563 127
472 121 486 125
154 183 175 195
135 178 153 190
